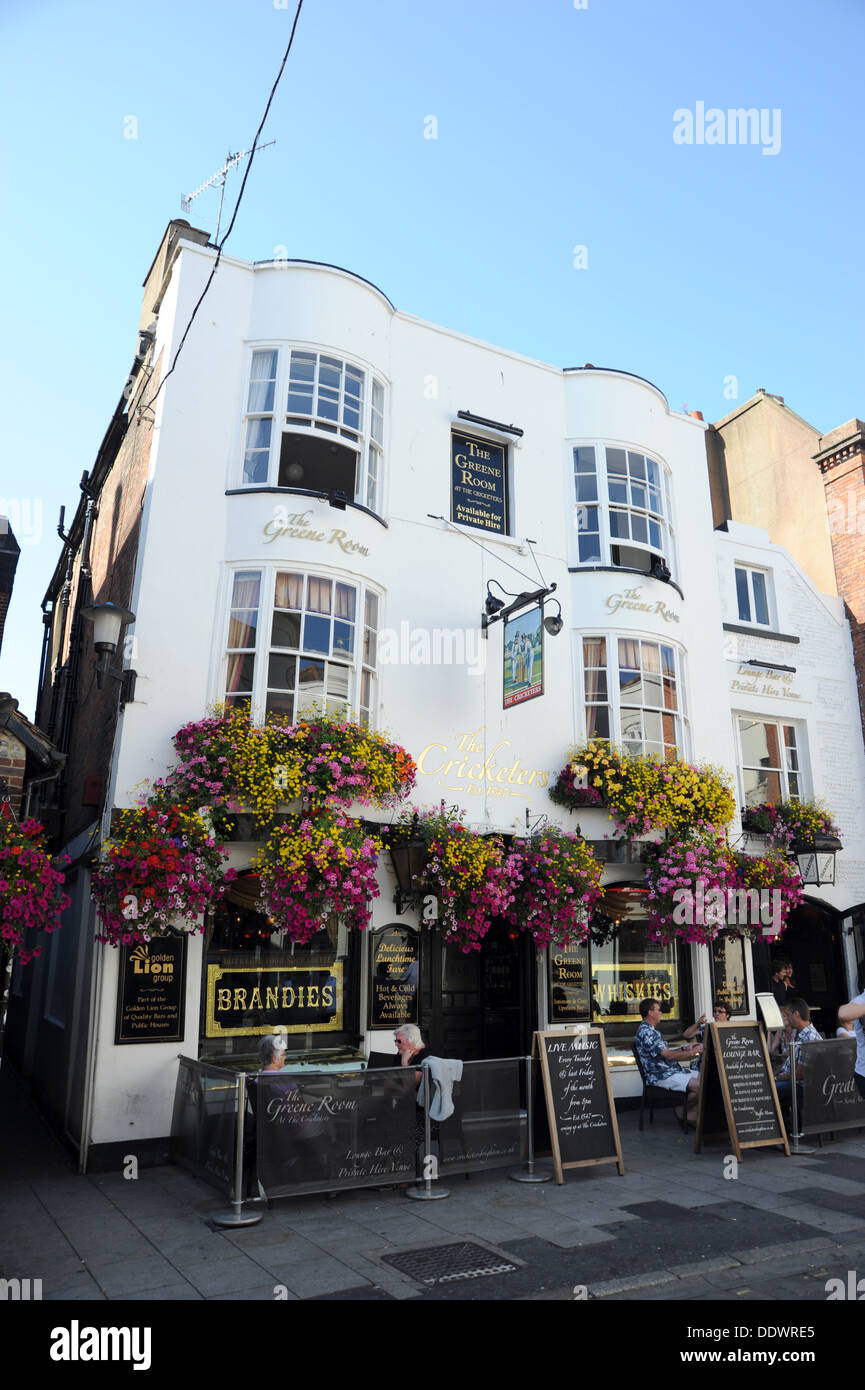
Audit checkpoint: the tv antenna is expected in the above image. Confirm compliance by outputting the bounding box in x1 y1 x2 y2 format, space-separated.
181 142 276 244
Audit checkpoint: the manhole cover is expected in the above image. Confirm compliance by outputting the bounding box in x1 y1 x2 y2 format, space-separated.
381 1241 518 1286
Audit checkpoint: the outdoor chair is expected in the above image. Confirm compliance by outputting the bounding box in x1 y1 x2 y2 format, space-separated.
631 1044 688 1132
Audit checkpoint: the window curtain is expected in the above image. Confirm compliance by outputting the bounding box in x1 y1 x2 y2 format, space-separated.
274 572 303 610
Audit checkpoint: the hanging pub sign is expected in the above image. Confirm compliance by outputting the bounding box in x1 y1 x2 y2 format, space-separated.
451 429 508 534
115 938 187 1045
369 925 419 1029
205 963 343 1037
503 605 543 708
549 943 590 1022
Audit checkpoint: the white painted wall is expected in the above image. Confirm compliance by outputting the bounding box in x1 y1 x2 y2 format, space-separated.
84 243 865 1136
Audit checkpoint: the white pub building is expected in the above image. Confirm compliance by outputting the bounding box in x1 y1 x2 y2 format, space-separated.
9 220 865 1169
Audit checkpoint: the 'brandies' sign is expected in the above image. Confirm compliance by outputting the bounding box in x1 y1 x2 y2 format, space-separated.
205 963 343 1037
451 430 508 534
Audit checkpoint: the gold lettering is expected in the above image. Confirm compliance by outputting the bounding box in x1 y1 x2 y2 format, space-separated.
281 986 292 1008
249 988 263 1009
217 988 232 1011
517 770 532 785
266 987 279 1009
417 742 447 775
321 984 335 1009
307 985 319 1008
233 988 247 1010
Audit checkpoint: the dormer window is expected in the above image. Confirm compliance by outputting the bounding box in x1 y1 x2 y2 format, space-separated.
242 347 385 512
573 444 676 578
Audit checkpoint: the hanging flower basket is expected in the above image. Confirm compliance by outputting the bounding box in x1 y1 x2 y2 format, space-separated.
554 740 735 841
727 849 805 940
0 818 70 966
644 833 739 945
506 827 603 949
740 800 840 852
392 807 520 952
91 803 236 947
548 761 605 812
284 710 417 808
253 808 382 946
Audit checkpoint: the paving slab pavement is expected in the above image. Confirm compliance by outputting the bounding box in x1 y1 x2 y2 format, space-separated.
3 1062 865 1306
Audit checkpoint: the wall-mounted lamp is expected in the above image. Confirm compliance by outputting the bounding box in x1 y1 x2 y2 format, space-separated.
790 834 842 887
81 601 137 704
481 580 562 638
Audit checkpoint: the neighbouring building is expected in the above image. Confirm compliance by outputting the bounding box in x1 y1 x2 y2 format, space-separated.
7 222 865 1171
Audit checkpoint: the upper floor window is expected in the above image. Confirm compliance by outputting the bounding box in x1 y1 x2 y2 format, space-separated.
242 348 385 513
737 717 800 807
574 445 675 577
582 635 689 759
224 567 380 727
734 565 771 626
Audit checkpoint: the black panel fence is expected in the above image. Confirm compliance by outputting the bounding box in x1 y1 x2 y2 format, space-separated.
171 1055 529 1204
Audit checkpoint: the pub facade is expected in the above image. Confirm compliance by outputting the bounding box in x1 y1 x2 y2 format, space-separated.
9 220 865 1168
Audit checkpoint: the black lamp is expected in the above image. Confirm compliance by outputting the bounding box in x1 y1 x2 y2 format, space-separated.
791 834 842 887
385 814 430 915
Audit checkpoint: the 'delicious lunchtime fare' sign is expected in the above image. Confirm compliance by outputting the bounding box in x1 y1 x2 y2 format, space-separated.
695 1022 789 1161
115 938 187 1044
369 925 419 1029
205 963 343 1037
534 1028 624 1182
451 429 508 534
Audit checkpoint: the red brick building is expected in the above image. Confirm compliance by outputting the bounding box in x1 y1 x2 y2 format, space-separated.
816 419 865 744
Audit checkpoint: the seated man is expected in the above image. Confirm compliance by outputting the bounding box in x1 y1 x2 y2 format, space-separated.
634 998 702 1123
774 997 822 1130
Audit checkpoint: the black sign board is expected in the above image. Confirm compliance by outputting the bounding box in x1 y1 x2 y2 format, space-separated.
205 963 342 1037
451 429 508 534
800 1038 865 1136
533 1028 624 1181
115 937 187 1044
696 1022 789 1161
549 944 590 1022
369 925 419 1029
438 1058 525 1175
255 1067 417 1196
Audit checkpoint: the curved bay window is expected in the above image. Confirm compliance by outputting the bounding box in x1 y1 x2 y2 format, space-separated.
224 568 380 726
242 347 385 513
581 635 689 758
573 444 676 577
200 875 360 1061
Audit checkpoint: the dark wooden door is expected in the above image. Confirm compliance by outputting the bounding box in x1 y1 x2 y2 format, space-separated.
420 920 535 1060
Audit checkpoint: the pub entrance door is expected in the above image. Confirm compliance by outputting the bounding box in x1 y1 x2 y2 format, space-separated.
419 920 535 1061
753 899 846 1034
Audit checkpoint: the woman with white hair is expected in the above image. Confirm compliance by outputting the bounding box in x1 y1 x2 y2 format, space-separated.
394 1023 430 1074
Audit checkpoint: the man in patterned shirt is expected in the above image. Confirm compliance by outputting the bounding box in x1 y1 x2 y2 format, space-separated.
774 997 822 1129
633 997 702 1124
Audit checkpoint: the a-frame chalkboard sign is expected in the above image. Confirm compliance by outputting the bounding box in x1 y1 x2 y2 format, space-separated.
695 1021 789 1161
533 1028 624 1182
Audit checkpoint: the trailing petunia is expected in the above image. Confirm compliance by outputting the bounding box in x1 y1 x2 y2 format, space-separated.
0 818 69 966
254 808 382 945
741 799 840 852
390 806 520 953
644 833 739 945
91 802 236 948
506 827 603 949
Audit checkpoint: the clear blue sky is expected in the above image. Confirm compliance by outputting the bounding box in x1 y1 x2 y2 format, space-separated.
2 0 863 717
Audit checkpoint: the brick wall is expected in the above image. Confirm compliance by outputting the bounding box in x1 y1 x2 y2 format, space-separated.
0 730 26 816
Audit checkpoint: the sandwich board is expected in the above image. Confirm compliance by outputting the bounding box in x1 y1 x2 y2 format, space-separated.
695 1021 789 1161
533 1028 624 1182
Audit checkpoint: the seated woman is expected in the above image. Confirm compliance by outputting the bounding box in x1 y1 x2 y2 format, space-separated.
394 1023 437 1170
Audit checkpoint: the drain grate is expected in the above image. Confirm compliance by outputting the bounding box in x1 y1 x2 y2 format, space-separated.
381 1241 518 1286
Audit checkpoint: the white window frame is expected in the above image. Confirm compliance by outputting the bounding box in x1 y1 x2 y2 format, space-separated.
734 563 774 628
735 714 805 808
222 565 382 728
572 442 677 578
577 631 691 760
240 344 387 514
